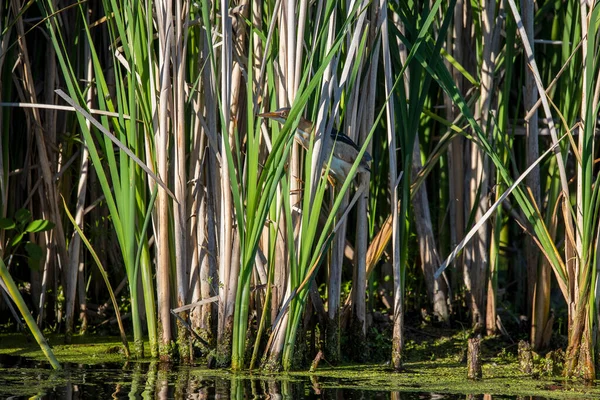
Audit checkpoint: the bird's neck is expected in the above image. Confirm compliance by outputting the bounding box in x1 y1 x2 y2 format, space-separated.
295 118 314 142
297 119 314 135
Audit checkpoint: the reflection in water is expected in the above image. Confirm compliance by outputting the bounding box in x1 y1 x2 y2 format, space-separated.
0 355 556 399
267 378 282 399
156 362 170 400
463 396 548 400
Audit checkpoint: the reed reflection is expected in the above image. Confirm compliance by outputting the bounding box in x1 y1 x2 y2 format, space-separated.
156 362 169 400
0 358 563 399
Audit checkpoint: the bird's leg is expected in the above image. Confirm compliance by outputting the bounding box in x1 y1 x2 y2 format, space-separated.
328 177 336 219
289 175 305 196
326 174 337 189
289 187 304 196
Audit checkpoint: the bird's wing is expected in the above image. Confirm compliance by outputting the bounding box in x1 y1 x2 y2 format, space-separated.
330 128 360 150
330 128 372 163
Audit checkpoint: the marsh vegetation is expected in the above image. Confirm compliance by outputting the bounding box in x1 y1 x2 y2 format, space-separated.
0 0 599 384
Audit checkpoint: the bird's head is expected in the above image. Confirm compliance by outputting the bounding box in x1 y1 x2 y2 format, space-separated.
259 107 313 136
258 107 291 124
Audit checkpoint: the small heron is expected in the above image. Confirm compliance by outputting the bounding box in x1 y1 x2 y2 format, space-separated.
259 107 372 183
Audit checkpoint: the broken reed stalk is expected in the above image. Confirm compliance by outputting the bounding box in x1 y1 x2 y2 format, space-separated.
467 337 482 380
518 340 533 375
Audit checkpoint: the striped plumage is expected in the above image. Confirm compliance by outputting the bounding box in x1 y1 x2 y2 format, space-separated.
259 107 372 183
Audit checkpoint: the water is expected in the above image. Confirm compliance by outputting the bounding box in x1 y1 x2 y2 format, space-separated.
0 354 555 399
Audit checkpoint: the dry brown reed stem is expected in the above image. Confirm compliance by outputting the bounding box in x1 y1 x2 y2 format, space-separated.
379 0 402 371
154 0 173 360
174 0 191 361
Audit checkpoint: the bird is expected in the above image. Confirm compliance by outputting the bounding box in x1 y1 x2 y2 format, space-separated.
258 107 372 184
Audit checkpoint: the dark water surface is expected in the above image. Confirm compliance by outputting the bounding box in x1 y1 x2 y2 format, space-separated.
0 354 556 399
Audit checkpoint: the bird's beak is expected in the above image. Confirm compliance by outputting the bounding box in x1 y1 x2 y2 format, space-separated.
258 111 281 119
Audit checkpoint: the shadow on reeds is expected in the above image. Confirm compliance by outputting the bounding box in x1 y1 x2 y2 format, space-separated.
0 354 561 399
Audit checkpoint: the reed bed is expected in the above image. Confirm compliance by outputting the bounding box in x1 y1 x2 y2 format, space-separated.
0 0 598 377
